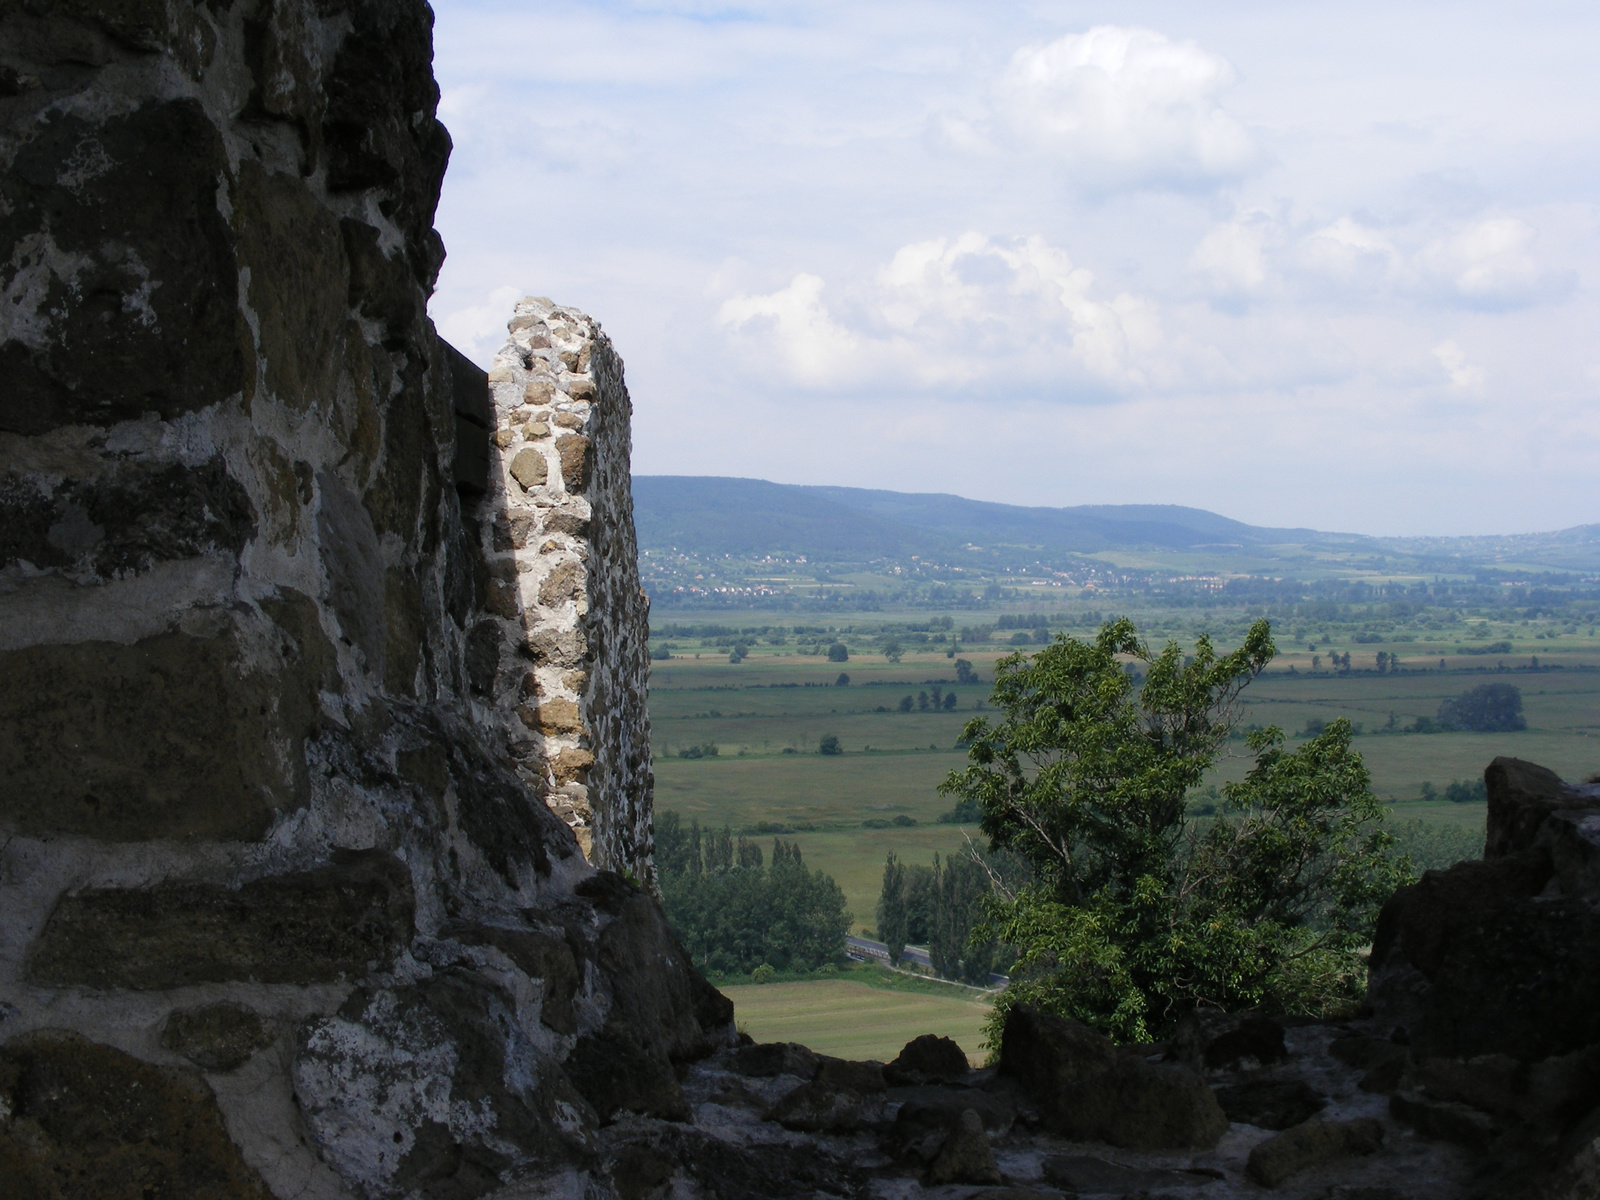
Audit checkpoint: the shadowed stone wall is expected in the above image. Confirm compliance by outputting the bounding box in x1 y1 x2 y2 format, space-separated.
0 4 722 1197
472 297 655 882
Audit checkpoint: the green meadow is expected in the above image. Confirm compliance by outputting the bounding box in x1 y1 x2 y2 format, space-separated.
650 627 1600 935
720 977 992 1065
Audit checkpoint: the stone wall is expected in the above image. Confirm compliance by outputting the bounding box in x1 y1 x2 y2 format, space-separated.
471 298 655 883
0 4 722 1197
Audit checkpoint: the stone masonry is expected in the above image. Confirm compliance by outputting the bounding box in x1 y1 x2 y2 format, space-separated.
0 4 727 1198
470 299 655 883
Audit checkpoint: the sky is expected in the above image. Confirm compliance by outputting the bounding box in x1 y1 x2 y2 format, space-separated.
426 1 1600 537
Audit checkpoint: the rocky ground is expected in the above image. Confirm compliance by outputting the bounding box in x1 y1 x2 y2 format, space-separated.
583 1014 1480 1200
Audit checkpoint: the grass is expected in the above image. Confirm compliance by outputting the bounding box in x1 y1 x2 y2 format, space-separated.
648 625 1598 1049
650 643 1599 929
719 976 993 1065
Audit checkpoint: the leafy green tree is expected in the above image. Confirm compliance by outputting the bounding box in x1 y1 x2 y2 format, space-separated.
943 692 958 711
877 853 908 964
929 853 999 984
955 659 978 685
828 642 850 662
835 673 850 686
898 694 914 713
883 641 903 663
941 617 1409 1043
659 823 850 974
1437 683 1525 732
818 733 843 755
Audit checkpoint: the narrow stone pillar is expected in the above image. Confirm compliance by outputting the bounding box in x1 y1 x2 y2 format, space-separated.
473 298 655 884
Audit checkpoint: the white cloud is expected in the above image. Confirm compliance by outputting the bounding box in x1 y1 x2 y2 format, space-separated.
435 285 522 366
995 26 1258 189
718 274 861 384
1191 214 1276 294
719 233 1163 394
1419 218 1572 308
1433 339 1485 392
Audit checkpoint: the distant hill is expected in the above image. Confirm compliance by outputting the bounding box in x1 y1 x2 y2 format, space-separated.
633 476 1341 561
630 476 1600 574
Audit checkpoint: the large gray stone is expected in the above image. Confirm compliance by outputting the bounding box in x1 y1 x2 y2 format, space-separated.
28 850 414 988
0 1031 273 1200
295 969 599 1199
0 627 315 840
0 100 248 435
999 1006 1229 1150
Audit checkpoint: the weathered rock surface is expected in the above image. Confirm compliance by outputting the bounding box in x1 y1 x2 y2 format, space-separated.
1364 759 1600 1197
0 1031 273 1200
1246 1118 1384 1187
886 1032 972 1084
1000 1005 1230 1149
0 4 721 1196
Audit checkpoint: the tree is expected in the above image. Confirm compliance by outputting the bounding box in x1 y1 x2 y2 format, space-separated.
898 694 914 713
943 692 958 711
835 673 850 686
818 733 843 756
828 642 850 662
883 642 903 663
659 820 850 974
941 617 1409 1043
1437 683 1526 732
877 854 908 964
918 691 930 711
955 659 978 685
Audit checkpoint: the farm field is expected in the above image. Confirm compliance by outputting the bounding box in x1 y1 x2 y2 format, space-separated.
648 625 1600 932
719 978 992 1065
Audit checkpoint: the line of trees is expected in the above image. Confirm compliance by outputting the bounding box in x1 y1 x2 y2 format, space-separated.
655 811 851 975
876 850 1016 985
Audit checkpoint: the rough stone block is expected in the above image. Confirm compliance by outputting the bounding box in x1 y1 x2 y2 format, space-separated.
925 1109 1002 1186
1000 1005 1229 1149
295 970 599 1196
556 433 591 490
28 850 414 989
1246 1117 1384 1187
885 1033 970 1084
161 1002 276 1073
509 447 548 489
0 1031 272 1199
0 629 313 841
0 100 247 435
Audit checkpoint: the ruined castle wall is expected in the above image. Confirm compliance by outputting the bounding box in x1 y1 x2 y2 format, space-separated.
474 299 655 883
0 5 716 1197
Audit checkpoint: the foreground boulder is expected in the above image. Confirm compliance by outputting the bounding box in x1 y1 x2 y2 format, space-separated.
999 1005 1229 1149
1246 1118 1384 1187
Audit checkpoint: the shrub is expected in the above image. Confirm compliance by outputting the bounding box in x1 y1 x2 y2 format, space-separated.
751 964 775 984
818 734 843 756
835 672 850 686
827 642 850 662
1437 683 1526 732
943 617 1409 1043
651 644 672 661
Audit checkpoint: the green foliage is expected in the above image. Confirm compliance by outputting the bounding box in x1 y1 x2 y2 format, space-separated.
941 616 1411 1043
955 659 978 685
939 797 982 824
835 672 851 686
751 963 775 983
883 642 903 663
677 741 719 759
819 733 843 756
1390 818 1482 873
827 642 850 662
877 850 1003 985
1437 683 1526 732
656 812 852 974
1443 778 1487 804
